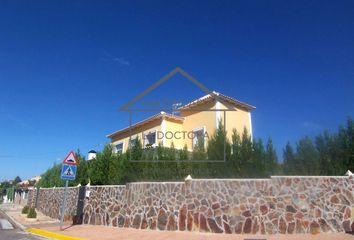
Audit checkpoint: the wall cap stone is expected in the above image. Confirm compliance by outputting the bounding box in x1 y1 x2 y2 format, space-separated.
86 185 126 187
271 176 349 178
128 182 184 184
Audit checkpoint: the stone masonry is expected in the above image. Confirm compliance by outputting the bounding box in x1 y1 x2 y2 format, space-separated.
27 188 37 208
27 187 79 221
28 176 354 234
36 187 79 220
82 176 354 234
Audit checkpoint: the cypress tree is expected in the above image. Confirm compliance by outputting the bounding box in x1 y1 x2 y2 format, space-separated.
265 138 278 176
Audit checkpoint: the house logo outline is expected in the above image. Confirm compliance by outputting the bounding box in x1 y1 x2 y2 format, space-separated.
118 66 236 113
116 67 245 163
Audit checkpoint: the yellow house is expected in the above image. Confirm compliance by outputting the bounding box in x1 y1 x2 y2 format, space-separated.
107 91 255 153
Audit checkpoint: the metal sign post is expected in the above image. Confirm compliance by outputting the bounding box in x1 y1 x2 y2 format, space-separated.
60 180 68 230
59 151 78 231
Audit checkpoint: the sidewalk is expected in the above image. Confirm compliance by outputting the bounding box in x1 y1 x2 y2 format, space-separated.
1 203 353 240
0 203 59 228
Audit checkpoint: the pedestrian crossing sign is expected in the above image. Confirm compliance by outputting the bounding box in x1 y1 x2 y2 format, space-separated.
61 164 77 180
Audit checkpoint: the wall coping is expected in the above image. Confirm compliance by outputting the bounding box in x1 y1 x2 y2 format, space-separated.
270 176 349 178
33 176 351 190
128 181 184 184
39 186 80 190
190 178 270 181
87 185 126 188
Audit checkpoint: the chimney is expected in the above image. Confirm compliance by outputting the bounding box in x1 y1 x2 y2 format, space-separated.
87 150 97 161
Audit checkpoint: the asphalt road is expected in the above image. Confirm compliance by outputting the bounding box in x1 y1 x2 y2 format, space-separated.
0 211 46 240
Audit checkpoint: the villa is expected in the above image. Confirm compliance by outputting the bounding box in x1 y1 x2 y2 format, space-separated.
107 91 255 153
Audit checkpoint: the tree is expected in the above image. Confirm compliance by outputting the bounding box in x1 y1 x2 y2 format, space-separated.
166 142 179 180
265 138 278 176
116 153 133 184
315 131 332 175
207 121 231 177
128 137 146 181
73 150 89 186
296 137 319 175
37 163 64 187
88 145 113 185
252 138 266 177
0 181 12 197
13 176 22 185
179 144 189 160
129 137 143 161
283 118 354 176
346 118 354 172
178 144 190 179
191 134 207 178
192 137 206 161
108 154 122 185
239 128 253 177
336 118 354 174
283 142 296 175
207 121 231 161
230 129 242 176
33 118 354 186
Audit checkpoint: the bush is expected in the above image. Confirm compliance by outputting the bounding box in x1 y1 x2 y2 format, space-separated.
21 205 30 214
27 208 37 218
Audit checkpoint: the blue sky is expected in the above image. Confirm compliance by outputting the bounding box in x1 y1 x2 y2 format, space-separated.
0 0 353 180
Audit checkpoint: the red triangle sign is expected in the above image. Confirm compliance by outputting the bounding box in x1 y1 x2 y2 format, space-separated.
63 151 77 165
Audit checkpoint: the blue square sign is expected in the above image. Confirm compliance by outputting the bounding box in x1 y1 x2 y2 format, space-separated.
61 164 77 180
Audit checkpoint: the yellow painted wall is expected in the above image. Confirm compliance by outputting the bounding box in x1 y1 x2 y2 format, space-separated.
111 119 162 152
217 101 251 141
163 119 184 149
180 101 217 151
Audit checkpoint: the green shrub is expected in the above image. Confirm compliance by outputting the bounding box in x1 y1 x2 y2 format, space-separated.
21 205 30 214
27 208 37 218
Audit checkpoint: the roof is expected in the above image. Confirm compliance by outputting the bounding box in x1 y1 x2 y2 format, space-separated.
179 91 256 111
107 111 184 138
30 176 41 182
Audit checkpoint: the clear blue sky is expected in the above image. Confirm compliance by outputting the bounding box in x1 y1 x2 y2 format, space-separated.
0 0 353 181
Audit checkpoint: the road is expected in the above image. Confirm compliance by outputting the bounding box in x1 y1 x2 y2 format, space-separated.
0 210 46 240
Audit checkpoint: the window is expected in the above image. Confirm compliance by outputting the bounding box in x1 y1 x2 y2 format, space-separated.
115 142 123 154
129 137 138 147
144 130 156 147
192 127 205 150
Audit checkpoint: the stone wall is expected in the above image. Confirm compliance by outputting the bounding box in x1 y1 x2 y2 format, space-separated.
27 188 37 208
27 186 79 220
83 185 126 225
36 187 79 220
82 176 354 234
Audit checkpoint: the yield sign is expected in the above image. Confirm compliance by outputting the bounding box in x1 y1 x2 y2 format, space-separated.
62 150 77 165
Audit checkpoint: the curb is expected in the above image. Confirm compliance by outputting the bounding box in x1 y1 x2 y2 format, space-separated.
0 208 26 230
26 228 84 240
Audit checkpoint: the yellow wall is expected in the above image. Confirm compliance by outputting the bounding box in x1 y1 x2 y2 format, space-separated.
217 101 252 141
111 119 162 152
163 119 184 149
180 101 217 151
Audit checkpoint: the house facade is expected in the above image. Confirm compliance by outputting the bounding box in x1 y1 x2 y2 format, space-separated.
107 91 255 153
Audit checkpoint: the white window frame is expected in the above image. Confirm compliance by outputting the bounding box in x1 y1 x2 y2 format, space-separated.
114 141 124 154
192 126 206 150
143 129 157 148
